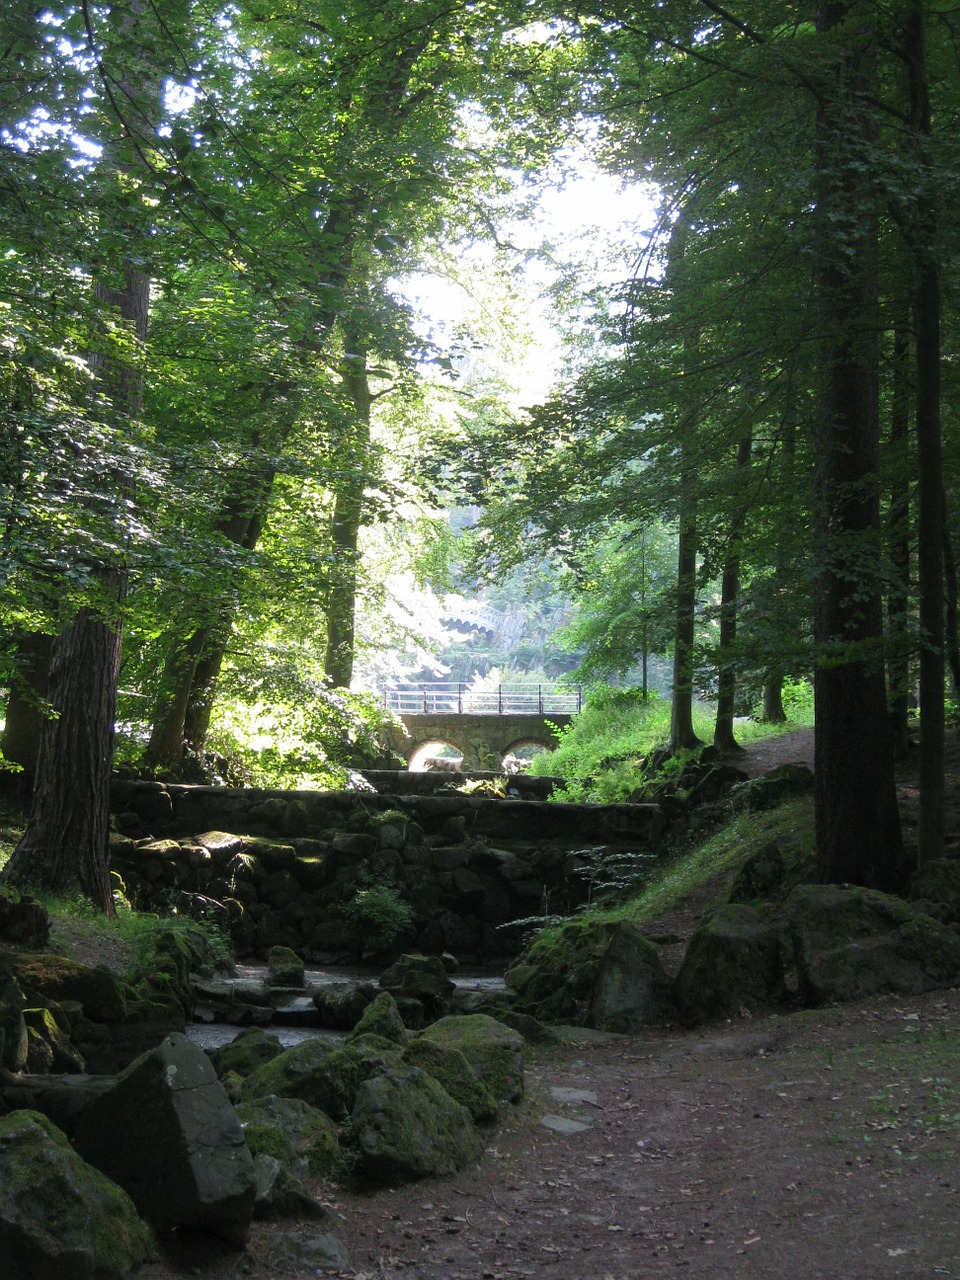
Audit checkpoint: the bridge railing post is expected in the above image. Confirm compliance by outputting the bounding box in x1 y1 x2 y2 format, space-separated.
458 683 463 715
498 684 503 714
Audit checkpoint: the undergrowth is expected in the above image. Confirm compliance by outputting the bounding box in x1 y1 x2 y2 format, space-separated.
530 683 814 802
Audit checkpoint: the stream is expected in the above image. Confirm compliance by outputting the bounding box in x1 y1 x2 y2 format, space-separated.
186 963 509 1053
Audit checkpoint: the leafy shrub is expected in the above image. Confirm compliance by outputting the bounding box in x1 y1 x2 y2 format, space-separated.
341 884 414 953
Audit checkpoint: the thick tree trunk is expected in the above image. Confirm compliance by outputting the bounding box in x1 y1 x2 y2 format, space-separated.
943 514 960 701
905 0 944 867
1 605 121 907
812 3 907 892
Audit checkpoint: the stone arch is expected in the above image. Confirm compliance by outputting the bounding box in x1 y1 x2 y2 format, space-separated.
501 737 553 770
407 738 466 772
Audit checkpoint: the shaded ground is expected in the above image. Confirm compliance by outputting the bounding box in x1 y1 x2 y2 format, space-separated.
137 728 960 1280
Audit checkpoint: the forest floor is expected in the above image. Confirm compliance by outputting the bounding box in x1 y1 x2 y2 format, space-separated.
140 727 960 1280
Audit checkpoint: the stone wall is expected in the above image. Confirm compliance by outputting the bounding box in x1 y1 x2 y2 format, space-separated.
109 780 662 965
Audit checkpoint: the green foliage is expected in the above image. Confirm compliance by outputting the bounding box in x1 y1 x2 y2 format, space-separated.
341 884 414 954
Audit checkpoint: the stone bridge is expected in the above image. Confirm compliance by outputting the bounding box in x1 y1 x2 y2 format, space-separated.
381 712 574 770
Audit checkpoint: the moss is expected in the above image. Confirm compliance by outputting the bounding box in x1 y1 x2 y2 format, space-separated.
236 1095 341 1180
347 991 407 1045
0 1109 155 1276
402 1037 499 1124
209 1026 284 1080
420 1014 524 1105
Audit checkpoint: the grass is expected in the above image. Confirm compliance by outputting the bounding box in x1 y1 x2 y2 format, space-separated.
530 683 814 802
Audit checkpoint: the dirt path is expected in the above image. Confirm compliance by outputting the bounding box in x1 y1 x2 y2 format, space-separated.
736 727 815 777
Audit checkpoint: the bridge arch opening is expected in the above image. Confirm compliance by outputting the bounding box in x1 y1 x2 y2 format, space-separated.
408 739 465 772
501 738 552 771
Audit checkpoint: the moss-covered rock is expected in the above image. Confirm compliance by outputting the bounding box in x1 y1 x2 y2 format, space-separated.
910 858 960 925
419 1014 523 1105
23 1005 86 1074
236 1094 341 1180
346 991 407 1046
0 953 129 1022
672 904 787 1026
312 980 379 1030
401 1037 499 1124
378 954 454 1011
208 1026 284 1080
786 884 960 1003
352 1065 483 1184
266 945 305 988
506 919 674 1031
0 1109 155 1280
240 1038 402 1119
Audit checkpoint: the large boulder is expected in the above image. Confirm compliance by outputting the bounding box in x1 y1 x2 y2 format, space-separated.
378 954 455 1013
506 919 675 1031
266 945 305 989
401 1037 499 1125
729 764 814 812
346 991 407 1046
672 904 787 1026
312 980 379 1030
240 1037 402 1119
235 1094 341 1181
419 1014 523 1105
910 858 960 926
73 1033 256 1243
208 1026 285 1080
0 953 129 1022
0 893 49 949
786 884 960 1003
0 1109 154 1280
352 1065 483 1184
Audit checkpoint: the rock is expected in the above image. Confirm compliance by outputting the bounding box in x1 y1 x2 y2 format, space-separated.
726 844 787 903
352 1065 483 1183
312 979 379 1029
401 1037 499 1124
672 904 787 1026
0 1109 154 1280
346 991 407 1046
23 1005 87 1074
910 858 960 925
251 1154 327 1220
419 1014 524 1105
506 919 675 1031
207 1026 284 1080
266 945 305 988
242 1038 402 1120
729 764 814 811
378 953 455 1012
0 892 50 949
235 1094 341 1180
786 883 960 1003
260 1231 349 1272
0 953 129 1022
73 1033 256 1243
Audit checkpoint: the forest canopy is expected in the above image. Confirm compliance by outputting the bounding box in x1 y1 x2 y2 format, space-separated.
1 0 957 907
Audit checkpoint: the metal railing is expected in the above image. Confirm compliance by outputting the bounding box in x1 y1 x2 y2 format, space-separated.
381 683 582 716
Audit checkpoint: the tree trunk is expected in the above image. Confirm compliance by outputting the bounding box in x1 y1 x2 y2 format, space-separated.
1 632 53 779
1 605 121 907
811 2 907 892
886 322 912 758
761 670 787 723
906 0 944 867
714 431 752 753
324 324 372 689
943 513 960 701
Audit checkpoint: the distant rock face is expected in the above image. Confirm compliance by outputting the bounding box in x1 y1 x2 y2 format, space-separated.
786 884 960 1003
352 1065 483 1183
73 1033 256 1243
0 1108 154 1280
673 904 787 1026
506 919 675 1032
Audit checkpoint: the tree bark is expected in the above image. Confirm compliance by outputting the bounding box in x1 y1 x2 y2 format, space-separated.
714 430 752 753
811 2 907 891
905 0 944 867
886 322 912 758
761 670 787 723
324 324 372 689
